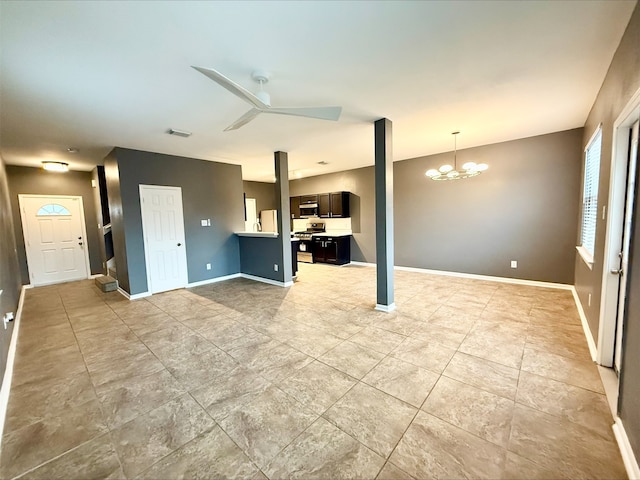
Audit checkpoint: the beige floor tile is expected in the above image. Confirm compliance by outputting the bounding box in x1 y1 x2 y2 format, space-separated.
376 461 415 480
521 347 604 393
422 376 515 447
515 371 613 438
17 433 123 480
0 398 108 479
509 404 626 479
319 340 385 379
362 356 439 407
323 382 417 458
138 425 260 479
4 371 97 432
264 417 385 479
277 360 357 414
389 411 506 479
501 451 571 480
348 326 407 355
191 366 272 421
95 368 186 429
217 385 318 470
443 352 520 400
110 393 216 478
390 337 456 374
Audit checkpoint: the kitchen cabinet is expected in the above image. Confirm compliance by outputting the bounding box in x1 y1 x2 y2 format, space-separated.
290 196 300 219
312 235 351 265
318 191 350 218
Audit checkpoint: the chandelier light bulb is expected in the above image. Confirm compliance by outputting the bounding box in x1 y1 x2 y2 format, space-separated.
424 131 489 181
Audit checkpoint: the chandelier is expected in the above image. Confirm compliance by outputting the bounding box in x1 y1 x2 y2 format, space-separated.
425 131 488 181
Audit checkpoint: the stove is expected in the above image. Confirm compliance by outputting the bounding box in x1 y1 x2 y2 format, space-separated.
293 222 326 239
293 222 325 263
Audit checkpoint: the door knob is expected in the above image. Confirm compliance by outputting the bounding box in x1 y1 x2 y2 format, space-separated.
78 242 83 246
177 243 182 246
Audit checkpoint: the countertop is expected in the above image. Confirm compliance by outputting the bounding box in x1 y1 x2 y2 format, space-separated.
235 232 278 238
309 231 352 238
235 232 300 241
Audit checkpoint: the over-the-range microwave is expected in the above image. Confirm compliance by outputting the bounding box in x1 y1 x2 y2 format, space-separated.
299 202 318 218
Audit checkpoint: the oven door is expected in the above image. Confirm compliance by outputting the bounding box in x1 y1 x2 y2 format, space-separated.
297 239 314 263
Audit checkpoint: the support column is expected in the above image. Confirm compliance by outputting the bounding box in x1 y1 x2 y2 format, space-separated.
374 118 395 312
274 151 293 285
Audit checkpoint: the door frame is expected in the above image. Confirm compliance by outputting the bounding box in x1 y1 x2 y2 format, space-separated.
139 184 189 294
18 194 92 286
598 86 640 368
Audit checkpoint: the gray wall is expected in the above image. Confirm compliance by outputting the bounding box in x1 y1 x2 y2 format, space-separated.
576 2 640 459
290 167 374 262
243 181 277 215
6 166 103 284
104 148 244 295
0 157 21 384
238 236 286 282
291 129 582 284
395 129 583 283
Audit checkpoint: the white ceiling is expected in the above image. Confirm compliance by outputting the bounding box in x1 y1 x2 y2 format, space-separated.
0 1 636 182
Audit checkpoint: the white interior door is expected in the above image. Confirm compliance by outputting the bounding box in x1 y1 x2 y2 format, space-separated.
614 120 639 372
139 185 188 294
19 195 90 286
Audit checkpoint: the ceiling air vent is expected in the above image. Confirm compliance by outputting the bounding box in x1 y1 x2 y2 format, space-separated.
167 128 192 138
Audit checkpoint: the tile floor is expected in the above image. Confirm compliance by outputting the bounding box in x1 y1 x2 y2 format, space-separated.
0 263 627 479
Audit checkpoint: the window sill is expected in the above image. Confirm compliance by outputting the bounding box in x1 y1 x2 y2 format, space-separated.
576 246 594 270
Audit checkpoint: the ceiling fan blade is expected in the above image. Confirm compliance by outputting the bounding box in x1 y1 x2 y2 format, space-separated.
265 106 342 121
223 108 261 131
192 66 268 109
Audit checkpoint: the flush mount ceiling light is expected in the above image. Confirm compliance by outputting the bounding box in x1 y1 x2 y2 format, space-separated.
67 147 79 153
317 161 329 165
425 132 488 181
167 128 192 138
42 161 69 172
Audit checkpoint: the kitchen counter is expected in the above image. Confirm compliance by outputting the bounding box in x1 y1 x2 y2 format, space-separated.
311 231 352 237
235 231 278 238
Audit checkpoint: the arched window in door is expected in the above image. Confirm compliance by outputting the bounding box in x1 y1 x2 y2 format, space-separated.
36 204 71 216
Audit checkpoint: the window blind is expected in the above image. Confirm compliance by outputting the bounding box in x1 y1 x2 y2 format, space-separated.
581 128 602 259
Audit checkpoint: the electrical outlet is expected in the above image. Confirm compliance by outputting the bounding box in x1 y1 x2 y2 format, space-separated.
206 263 211 270
510 260 517 269
274 264 279 272
3 312 14 330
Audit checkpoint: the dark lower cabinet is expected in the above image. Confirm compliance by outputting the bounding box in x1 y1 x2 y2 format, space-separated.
312 236 351 265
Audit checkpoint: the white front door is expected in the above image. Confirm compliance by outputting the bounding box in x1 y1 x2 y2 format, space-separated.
139 185 188 294
19 195 90 286
614 120 639 372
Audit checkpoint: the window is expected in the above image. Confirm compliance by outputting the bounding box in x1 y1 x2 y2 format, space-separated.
579 127 602 266
37 204 71 216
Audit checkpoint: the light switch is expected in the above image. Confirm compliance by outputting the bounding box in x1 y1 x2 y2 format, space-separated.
201 219 208 227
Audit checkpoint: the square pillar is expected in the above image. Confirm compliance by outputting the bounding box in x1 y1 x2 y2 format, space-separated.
374 118 395 311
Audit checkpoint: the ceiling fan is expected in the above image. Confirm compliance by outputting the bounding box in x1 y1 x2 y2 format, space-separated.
192 66 342 131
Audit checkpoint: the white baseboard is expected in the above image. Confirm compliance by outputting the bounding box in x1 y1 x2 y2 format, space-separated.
571 286 598 361
0 284 30 448
240 273 292 288
187 273 241 288
350 262 572 290
117 287 151 300
613 417 640 480
375 303 396 313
